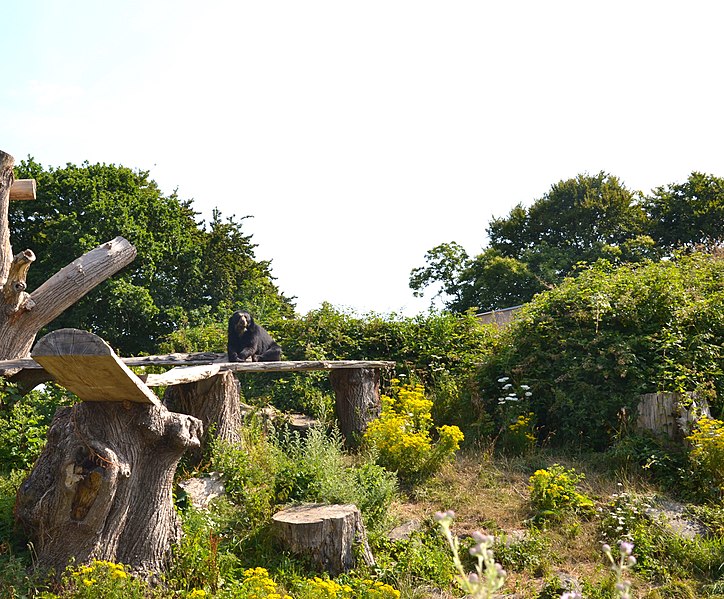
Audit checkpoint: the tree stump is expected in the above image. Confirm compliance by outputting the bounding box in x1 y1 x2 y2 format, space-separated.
272 503 375 576
329 368 381 448
163 371 242 463
15 401 202 577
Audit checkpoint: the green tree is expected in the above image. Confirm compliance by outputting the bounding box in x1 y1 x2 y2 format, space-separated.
11 158 293 355
644 172 724 251
412 173 654 313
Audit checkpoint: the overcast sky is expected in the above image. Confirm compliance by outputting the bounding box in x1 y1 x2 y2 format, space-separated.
3 1 724 316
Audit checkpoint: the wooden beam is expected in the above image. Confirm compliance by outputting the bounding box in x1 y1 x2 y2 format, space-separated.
31 329 161 405
142 364 221 387
9 179 36 201
0 353 396 373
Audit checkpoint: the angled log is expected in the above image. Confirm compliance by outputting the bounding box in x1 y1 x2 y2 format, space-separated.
0 235 137 363
32 329 160 405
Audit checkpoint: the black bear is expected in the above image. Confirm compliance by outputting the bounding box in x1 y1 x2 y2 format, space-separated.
227 310 282 362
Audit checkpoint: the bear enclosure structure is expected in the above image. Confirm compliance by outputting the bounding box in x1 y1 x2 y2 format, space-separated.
0 149 394 578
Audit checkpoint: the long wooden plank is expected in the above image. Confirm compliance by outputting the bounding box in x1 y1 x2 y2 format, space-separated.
142 364 221 387
31 329 160 404
0 354 395 372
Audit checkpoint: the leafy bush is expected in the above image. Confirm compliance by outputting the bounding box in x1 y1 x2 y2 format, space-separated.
0 382 74 473
686 416 724 497
477 252 724 450
208 425 281 531
274 426 398 533
364 381 464 482
528 464 594 523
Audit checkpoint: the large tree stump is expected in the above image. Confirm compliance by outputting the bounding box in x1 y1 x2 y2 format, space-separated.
329 368 381 448
163 371 242 463
272 503 375 576
15 401 202 576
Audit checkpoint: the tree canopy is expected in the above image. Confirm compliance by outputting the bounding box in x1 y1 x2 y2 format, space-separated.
412 171 724 313
11 158 294 355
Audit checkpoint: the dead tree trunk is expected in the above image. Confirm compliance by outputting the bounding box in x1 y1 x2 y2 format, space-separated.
0 150 136 367
163 371 242 463
329 368 381 448
15 401 202 576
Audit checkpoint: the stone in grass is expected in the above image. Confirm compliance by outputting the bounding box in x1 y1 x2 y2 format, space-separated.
178 472 225 509
272 503 375 576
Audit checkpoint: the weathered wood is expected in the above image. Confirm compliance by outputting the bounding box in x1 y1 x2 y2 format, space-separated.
32 329 160 405
329 367 381 447
637 392 710 439
272 503 374 575
9 179 36 201
0 236 137 362
1 249 36 315
162 371 242 463
0 354 394 373
15 401 202 576
0 150 15 285
143 364 221 386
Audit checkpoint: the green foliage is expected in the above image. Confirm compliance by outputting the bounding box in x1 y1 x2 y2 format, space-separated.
166 506 241 595
208 427 281 531
528 464 594 523
599 491 724 585
476 253 724 449
274 426 398 533
12 158 293 355
0 382 74 473
493 530 551 576
686 417 724 497
644 172 724 251
364 382 464 482
373 527 456 590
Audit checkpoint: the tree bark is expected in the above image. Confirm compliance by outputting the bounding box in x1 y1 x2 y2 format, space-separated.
329 368 381 448
272 503 375 576
15 401 202 577
163 371 242 464
0 150 15 284
0 236 137 364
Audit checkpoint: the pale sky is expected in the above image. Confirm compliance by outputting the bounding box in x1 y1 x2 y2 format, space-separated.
3 1 724 316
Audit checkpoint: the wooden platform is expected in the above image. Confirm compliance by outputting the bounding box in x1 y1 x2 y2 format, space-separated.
0 328 395 396
31 329 161 404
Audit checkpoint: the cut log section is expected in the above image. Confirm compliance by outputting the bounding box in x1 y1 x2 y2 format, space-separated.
272 503 375 576
32 328 160 405
9 179 37 200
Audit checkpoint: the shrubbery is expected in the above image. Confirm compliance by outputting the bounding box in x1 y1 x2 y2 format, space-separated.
476 252 724 449
364 381 464 482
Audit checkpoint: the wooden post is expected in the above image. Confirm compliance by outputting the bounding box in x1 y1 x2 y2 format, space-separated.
163 371 243 464
329 368 381 448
